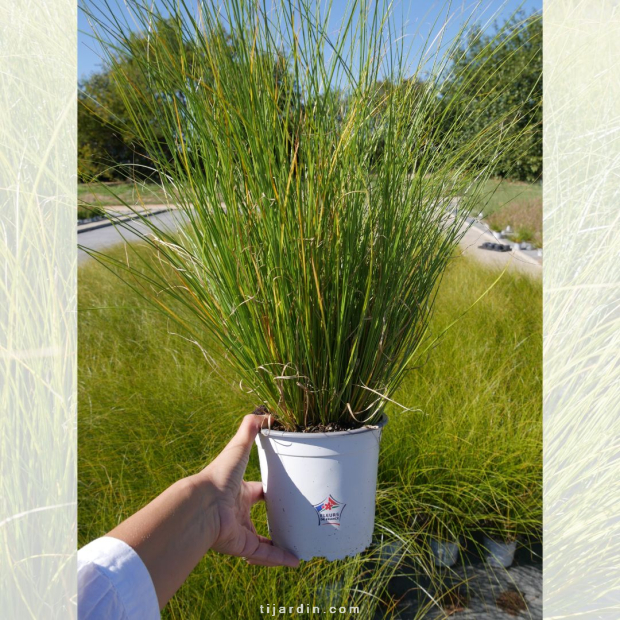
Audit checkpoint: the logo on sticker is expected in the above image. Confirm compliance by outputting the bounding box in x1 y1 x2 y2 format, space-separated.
313 495 346 526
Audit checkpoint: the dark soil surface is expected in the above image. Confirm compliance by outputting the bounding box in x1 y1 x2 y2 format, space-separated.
496 589 527 616
440 589 470 616
251 406 363 432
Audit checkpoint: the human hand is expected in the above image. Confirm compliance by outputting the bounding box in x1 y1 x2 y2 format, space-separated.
195 414 299 567
106 413 298 610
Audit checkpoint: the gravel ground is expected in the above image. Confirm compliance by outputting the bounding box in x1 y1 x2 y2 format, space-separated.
420 564 542 619
380 541 542 620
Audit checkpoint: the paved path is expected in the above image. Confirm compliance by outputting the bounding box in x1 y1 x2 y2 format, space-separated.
458 219 542 277
78 209 186 264
78 209 542 278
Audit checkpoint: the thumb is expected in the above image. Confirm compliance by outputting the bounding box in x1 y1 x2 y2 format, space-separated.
205 413 270 487
226 413 270 453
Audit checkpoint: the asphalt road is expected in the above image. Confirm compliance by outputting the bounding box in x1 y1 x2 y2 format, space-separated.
459 219 542 277
79 212 542 277
78 210 187 264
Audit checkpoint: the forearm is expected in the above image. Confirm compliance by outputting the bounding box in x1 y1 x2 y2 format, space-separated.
106 474 219 609
100 415 297 612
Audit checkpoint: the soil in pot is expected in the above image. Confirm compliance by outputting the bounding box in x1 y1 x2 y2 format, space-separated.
253 407 364 433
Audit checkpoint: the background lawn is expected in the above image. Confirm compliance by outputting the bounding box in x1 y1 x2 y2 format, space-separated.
476 179 543 247
77 203 105 220
78 181 170 212
78 245 541 619
78 178 543 248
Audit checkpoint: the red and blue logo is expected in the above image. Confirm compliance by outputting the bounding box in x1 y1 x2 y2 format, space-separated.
313 495 346 526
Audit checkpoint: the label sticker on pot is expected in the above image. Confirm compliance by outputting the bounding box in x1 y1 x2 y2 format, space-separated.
313 495 346 526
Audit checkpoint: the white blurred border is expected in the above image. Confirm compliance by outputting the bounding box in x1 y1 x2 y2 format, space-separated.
544 1 620 617
2 0 620 616
0 0 77 617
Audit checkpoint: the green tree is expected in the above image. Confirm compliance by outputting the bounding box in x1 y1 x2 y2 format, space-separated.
79 16 213 182
78 17 296 182
440 12 542 182
78 70 146 181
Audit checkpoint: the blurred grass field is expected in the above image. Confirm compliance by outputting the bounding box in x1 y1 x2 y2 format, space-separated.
77 177 542 249
78 245 541 619
476 179 543 247
78 181 169 211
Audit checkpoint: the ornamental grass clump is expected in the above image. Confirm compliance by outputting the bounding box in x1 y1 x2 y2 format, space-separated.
84 0 538 430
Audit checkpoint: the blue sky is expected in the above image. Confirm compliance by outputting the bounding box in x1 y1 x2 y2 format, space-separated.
79 0 541 81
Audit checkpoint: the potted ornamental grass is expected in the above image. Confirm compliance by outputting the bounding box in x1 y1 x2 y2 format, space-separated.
482 517 518 568
480 480 540 568
83 0 537 560
479 502 520 568
415 490 468 569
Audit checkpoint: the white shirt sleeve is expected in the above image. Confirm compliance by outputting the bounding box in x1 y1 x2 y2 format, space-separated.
78 536 160 620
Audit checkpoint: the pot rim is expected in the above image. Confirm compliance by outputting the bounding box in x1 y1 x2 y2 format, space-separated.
259 414 388 439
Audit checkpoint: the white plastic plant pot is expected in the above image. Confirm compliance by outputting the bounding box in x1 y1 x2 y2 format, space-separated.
429 537 460 568
380 543 404 567
316 580 345 607
255 416 387 561
483 535 517 568
375 537 406 567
